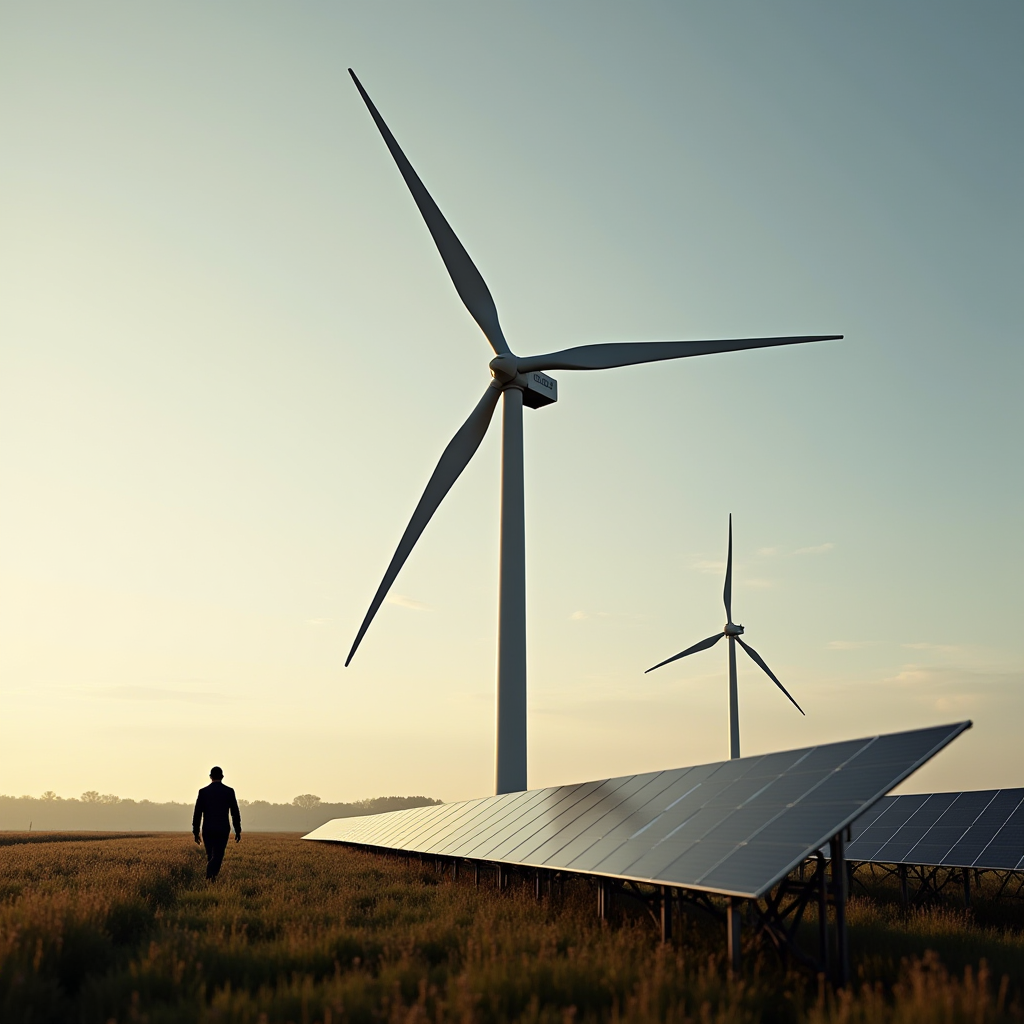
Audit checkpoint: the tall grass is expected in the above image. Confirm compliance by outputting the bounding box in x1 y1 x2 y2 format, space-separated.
0 834 1021 1023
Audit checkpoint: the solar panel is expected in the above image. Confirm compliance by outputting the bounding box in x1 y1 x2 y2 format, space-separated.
845 788 1024 871
305 722 969 899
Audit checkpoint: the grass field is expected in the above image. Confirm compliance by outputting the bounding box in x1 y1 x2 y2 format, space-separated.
1 833 1023 1023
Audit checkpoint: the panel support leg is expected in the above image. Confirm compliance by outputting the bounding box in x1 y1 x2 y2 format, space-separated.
535 870 543 901
452 859 459 881
817 855 829 976
474 862 480 888
963 866 971 908
726 897 742 974
598 879 609 922
660 885 673 943
898 863 908 906
830 833 849 987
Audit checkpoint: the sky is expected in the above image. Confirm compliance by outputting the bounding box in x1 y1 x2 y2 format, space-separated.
1 2 1021 806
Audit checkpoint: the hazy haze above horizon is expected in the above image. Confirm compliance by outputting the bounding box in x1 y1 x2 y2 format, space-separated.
1 2 1021 804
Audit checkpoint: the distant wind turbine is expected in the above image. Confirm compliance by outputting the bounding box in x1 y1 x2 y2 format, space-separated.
646 516 804 758
344 71 837 794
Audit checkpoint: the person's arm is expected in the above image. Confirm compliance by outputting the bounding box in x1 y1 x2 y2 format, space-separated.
230 789 241 840
192 792 203 843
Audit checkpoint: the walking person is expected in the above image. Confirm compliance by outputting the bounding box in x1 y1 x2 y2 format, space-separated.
192 766 241 880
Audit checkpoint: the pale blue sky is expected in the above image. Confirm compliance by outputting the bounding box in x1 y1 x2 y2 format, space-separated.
1 2 1020 803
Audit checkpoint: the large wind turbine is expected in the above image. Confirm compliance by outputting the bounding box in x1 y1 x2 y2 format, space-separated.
646 515 804 758
344 71 838 794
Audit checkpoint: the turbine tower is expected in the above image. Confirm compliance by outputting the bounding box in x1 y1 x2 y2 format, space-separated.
344 71 837 794
646 515 804 758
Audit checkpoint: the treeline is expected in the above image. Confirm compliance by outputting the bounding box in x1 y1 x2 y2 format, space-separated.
0 793 441 833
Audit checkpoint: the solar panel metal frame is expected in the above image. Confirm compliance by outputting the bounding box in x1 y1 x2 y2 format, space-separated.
845 788 1024 872
305 722 970 900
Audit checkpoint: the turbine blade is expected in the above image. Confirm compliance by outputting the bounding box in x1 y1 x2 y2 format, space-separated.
348 70 510 356
645 632 725 674
736 637 805 715
724 513 733 623
346 384 502 666
518 335 841 373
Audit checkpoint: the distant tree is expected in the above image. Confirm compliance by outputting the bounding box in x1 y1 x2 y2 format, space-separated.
81 791 102 802
99 794 121 804
292 794 321 809
40 791 58 801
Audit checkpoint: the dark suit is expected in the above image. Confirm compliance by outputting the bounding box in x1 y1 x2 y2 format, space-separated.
192 781 241 879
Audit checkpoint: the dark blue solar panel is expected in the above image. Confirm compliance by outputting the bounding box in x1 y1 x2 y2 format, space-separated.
905 793 958 826
304 723 969 898
843 787 1024 870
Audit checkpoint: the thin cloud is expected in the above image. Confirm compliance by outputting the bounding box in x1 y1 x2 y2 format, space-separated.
307 618 328 626
935 693 980 713
888 665 935 686
569 610 645 623
92 686 233 704
902 642 962 654
693 558 769 585
700 543 833 565
794 543 835 555
884 664 994 714
693 560 725 575
885 662 1020 693
387 594 431 611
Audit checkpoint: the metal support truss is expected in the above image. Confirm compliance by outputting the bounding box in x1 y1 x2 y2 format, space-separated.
830 833 849 987
604 877 727 943
596 845 849 985
991 870 1024 900
748 837 851 987
850 860 1024 906
749 852 827 975
675 885 727 922
603 879 675 942
331 837 854 984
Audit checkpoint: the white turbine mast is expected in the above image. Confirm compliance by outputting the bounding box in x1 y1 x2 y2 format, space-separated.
646 515 805 759
344 71 837 794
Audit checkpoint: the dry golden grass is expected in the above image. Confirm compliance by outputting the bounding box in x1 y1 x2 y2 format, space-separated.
1 833 1022 1023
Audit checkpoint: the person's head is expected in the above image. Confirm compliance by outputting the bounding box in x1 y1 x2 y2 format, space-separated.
209 766 224 782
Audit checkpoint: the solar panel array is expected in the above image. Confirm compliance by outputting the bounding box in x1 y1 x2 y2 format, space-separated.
305 722 969 899
845 788 1024 871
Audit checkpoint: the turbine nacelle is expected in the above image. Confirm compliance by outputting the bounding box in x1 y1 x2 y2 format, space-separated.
724 622 744 636
489 354 518 383
488 356 558 408
520 370 558 408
